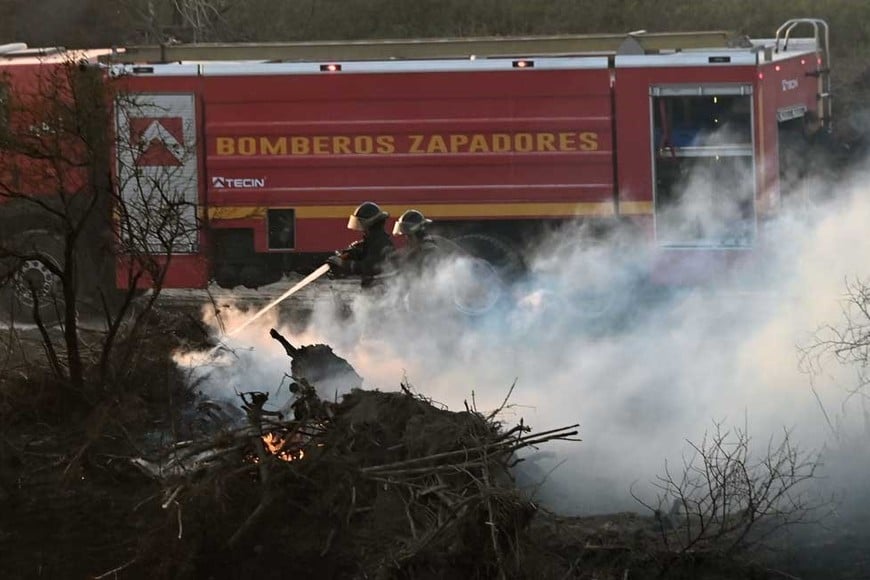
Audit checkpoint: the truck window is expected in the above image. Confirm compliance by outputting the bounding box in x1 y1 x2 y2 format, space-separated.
651 88 755 248
267 209 296 250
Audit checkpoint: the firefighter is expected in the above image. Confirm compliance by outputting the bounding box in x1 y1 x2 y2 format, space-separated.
392 209 438 271
327 201 396 286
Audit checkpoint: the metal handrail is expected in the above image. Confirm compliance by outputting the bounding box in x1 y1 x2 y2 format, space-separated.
775 18 829 56
775 18 832 124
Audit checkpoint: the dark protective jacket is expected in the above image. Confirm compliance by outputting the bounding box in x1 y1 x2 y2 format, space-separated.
341 226 396 285
400 232 439 273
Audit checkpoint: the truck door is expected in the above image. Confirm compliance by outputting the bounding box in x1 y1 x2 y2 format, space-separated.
115 93 200 253
650 84 755 248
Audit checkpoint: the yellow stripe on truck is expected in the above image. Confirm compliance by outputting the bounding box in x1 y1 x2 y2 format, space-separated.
207 201 653 221
208 206 268 220
617 201 654 215
300 202 618 219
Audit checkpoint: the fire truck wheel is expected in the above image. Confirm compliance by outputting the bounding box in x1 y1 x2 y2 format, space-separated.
0 230 67 326
450 255 505 317
571 287 616 321
450 233 526 279
428 233 523 317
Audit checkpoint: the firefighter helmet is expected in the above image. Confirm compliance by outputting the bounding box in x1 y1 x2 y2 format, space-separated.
392 209 432 236
347 202 388 231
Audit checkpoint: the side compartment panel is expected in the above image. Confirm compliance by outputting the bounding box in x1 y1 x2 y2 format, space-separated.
115 92 200 253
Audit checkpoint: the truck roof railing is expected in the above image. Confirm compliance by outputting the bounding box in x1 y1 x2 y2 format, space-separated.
0 43 67 58
0 43 29 56
101 30 740 64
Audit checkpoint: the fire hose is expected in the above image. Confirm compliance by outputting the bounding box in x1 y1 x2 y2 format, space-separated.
207 262 330 357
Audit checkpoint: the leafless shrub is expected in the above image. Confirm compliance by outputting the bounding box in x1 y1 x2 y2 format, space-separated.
799 277 870 439
633 421 824 563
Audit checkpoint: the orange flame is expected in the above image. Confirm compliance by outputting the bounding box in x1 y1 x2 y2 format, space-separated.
261 432 305 462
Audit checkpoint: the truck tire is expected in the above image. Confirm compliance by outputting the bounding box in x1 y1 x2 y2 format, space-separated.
432 233 525 317
449 255 505 316
450 233 526 278
0 230 66 326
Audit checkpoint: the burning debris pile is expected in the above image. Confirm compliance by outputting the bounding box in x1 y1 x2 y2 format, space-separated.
129 328 579 578
1 316 835 579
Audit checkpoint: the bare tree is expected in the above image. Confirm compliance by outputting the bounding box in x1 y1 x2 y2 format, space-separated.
0 60 110 390
171 0 232 42
0 56 199 393
113 0 168 43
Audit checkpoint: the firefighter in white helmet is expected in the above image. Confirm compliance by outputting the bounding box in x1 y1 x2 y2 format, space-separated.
392 209 438 271
327 201 396 286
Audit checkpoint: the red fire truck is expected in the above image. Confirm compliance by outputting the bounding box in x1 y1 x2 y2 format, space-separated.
0 19 831 312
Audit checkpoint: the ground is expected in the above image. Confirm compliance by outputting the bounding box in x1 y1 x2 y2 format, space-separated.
1 302 867 579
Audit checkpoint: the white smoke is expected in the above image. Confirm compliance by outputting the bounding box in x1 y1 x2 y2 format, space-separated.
175 157 870 516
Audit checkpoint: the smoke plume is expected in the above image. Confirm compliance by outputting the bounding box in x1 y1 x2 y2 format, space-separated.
177 157 870 519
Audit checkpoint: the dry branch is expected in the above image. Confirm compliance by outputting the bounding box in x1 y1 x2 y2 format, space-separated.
128 377 577 578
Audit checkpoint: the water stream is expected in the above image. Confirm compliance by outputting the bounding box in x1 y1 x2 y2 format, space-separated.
208 263 330 355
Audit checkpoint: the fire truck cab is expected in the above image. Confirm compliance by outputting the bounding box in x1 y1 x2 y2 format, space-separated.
0 19 832 297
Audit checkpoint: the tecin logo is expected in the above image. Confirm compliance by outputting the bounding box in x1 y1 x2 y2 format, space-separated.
212 176 266 189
